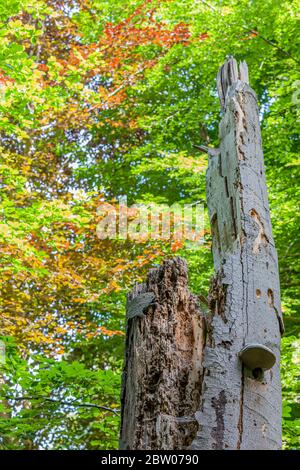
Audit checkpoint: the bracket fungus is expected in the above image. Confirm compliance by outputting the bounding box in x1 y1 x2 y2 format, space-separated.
239 344 276 371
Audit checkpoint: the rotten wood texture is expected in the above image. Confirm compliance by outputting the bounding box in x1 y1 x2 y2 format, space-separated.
119 258 206 450
190 57 283 450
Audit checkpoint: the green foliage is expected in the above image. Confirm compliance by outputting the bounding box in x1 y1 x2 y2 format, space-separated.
281 336 300 449
0 338 121 449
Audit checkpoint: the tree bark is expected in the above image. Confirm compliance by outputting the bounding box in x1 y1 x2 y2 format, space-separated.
190 57 283 450
119 258 206 450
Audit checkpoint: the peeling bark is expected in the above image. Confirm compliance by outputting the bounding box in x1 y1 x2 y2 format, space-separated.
119 258 206 450
190 57 283 450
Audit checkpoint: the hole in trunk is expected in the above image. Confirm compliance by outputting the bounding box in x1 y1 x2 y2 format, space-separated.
252 368 263 380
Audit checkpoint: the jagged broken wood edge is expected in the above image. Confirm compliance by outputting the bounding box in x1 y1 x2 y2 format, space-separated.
120 257 206 450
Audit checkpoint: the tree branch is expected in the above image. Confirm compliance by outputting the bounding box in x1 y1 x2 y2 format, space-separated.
4 396 120 414
90 66 147 111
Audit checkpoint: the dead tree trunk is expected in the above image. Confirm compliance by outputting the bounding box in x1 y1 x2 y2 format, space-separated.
120 57 283 450
119 258 206 449
190 57 283 450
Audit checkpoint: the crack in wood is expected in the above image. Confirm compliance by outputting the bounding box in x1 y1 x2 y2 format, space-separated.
237 366 245 449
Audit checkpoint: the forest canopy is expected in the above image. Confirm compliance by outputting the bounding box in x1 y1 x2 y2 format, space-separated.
0 0 299 449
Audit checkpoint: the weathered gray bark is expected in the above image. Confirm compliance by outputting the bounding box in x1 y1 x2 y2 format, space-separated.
190 57 283 450
120 57 283 450
119 258 206 450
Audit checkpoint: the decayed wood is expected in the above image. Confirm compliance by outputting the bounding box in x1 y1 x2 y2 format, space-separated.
190 57 283 450
120 57 283 450
119 258 206 450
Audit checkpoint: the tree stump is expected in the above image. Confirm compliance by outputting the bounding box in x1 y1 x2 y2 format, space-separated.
120 57 283 450
190 57 283 450
119 258 206 450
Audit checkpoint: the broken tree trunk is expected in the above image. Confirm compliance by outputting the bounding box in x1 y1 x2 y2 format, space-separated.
189 57 283 450
119 258 206 449
120 57 283 450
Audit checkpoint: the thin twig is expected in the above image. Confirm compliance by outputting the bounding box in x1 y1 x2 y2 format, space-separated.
4 396 120 414
90 66 147 110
